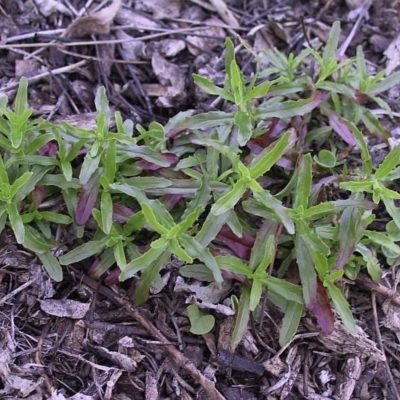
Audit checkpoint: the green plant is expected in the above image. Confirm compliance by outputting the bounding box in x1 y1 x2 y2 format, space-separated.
1 21 399 348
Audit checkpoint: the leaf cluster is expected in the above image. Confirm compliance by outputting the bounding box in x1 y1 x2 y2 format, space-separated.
1 22 399 347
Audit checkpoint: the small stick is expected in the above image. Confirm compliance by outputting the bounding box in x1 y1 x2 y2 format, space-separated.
69 267 226 400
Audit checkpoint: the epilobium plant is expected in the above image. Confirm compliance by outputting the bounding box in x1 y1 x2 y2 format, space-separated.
0 22 399 347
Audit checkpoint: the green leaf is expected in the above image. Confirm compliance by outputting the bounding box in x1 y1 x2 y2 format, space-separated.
105 139 117 183
39 212 72 224
9 172 33 199
37 251 63 282
249 279 263 311
325 280 356 334
323 21 340 62
231 286 251 350
180 235 223 283
314 149 336 168
170 238 193 263
6 202 24 244
254 93 325 120
340 180 373 193
294 153 313 210
119 240 170 281
23 225 52 254
297 219 330 256
0 153 9 184
337 206 364 270
192 74 234 102
364 230 400 255
279 301 304 347
265 276 304 304
303 203 336 220
367 71 400 95
255 235 275 275
134 251 170 306
140 201 171 234
187 304 215 335
215 255 252 277
245 193 295 234
80 154 101 185
113 240 126 270
375 145 400 180
59 239 108 265
181 175 211 220
234 111 252 146
249 129 295 179
211 179 247 216
243 76 288 101
174 205 203 236
100 191 113 235
347 122 372 175
120 177 171 191
382 197 400 231
295 233 318 306
11 77 29 148
309 250 329 278
355 243 381 282
230 59 244 105
196 210 229 247
180 264 215 281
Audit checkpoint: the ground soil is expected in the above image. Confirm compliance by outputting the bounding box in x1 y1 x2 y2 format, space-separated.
1 0 400 399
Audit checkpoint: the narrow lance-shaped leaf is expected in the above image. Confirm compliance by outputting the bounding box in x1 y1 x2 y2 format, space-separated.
180 235 223 283
9 172 32 199
230 59 244 105
355 243 382 282
6 202 24 244
264 276 304 304
134 251 170 306
235 111 253 146
249 129 296 179
348 123 372 175
76 169 102 225
279 301 304 347
192 74 234 102
120 240 170 281
297 220 330 256
323 21 340 62
140 202 170 234
80 153 101 185
375 145 400 180
60 239 108 265
254 92 326 120
337 206 364 270
0 153 9 184
381 197 400 231
325 280 356 333
23 225 51 254
251 191 295 234
100 191 113 235
231 286 251 350
105 138 117 183
170 238 193 263
113 240 126 270
294 153 313 210
249 279 263 311
295 233 318 307
211 178 248 216
368 71 400 95
224 37 235 90
215 255 252 277
37 251 63 282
